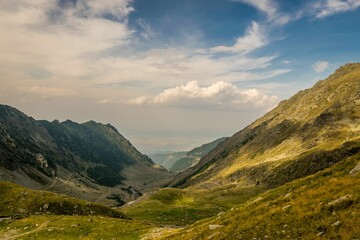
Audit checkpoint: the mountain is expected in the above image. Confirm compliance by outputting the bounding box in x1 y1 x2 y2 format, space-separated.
159 151 360 239
0 105 172 205
121 63 360 239
169 63 360 189
149 138 226 172
169 137 227 172
149 151 188 170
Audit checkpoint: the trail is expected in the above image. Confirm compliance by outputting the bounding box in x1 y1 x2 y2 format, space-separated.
125 192 149 207
2 220 51 240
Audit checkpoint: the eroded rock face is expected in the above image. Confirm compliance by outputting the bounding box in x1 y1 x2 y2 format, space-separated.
36 154 48 169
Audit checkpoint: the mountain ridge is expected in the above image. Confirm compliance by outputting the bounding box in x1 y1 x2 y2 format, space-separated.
169 63 360 189
0 104 172 205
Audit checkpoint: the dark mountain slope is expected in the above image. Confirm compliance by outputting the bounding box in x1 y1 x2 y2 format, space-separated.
170 63 360 189
0 105 172 205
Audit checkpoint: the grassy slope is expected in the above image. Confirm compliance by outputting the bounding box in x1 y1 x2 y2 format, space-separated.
0 215 153 240
170 63 360 188
122 185 264 226
158 154 360 239
0 182 158 239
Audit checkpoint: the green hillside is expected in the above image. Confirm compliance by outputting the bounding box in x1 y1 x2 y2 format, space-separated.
158 153 360 239
170 63 360 190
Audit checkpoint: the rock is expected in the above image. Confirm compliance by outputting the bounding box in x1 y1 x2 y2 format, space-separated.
252 197 263 204
349 163 360 175
282 205 291 211
332 221 341 226
316 232 324 236
284 193 291 199
217 211 224 216
43 203 49 210
70 224 78 228
208 224 223 230
327 195 353 210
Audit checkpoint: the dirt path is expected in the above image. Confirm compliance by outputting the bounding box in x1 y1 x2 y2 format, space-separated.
125 192 149 206
2 220 51 240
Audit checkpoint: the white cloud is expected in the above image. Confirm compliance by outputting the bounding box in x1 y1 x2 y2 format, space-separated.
315 0 360 18
313 61 330 73
76 0 134 19
129 81 279 110
234 0 278 19
211 22 267 54
0 0 132 80
137 18 157 39
0 0 291 112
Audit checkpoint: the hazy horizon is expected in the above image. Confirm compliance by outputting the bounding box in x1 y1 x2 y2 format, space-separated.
1 0 359 153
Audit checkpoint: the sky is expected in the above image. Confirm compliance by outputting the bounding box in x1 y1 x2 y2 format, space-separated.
0 0 360 153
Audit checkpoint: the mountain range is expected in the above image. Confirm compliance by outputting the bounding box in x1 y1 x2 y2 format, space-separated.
0 63 359 239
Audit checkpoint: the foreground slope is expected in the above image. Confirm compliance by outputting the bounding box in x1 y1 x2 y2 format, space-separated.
158 153 360 240
0 106 172 205
170 63 360 189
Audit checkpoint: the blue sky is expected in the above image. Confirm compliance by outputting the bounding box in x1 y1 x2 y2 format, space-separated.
0 0 359 152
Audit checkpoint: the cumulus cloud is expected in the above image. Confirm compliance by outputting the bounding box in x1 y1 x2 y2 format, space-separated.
314 0 360 18
129 81 279 110
313 61 330 73
211 22 268 54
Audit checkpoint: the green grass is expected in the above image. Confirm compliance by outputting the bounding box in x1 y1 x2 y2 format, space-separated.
0 181 128 219
0 215 154 239
122 185 264 226
159 153 360 239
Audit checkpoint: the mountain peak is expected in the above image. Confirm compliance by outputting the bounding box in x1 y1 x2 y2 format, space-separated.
328 62 360 80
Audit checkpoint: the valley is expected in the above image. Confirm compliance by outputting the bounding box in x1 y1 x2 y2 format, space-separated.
0 64 359 239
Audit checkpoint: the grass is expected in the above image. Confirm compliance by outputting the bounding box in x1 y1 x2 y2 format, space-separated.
0 181 128 219
121 185 264 226
158 153 360 239
0 215 153 240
